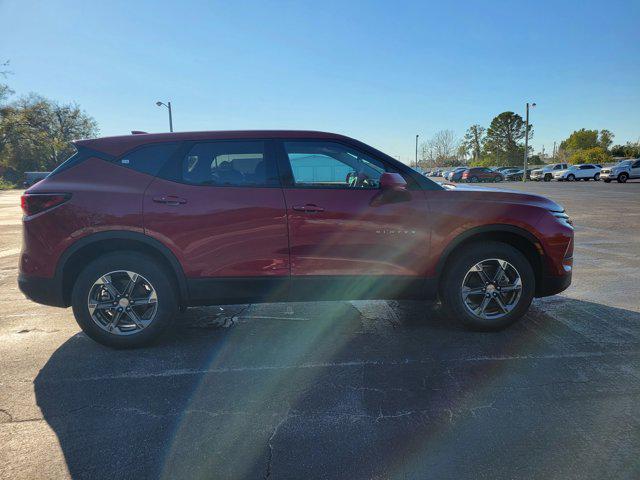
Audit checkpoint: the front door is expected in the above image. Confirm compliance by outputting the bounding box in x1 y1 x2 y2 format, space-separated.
276 140 430 301
144 139 290 304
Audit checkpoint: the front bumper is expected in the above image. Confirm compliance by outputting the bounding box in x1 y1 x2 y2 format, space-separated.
536 268 572 297
18 273 66 308
600 171 617 179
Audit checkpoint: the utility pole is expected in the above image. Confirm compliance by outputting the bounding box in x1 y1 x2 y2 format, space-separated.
553 141 557 160
523 102 536 182
415 134 419 169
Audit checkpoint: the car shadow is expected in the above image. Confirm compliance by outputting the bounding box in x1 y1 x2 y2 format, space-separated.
34 298 640 479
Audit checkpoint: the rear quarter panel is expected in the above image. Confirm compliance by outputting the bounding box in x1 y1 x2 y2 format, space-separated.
21 158 150 277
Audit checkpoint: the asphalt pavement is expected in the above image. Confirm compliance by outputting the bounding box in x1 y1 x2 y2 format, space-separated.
1 180 639 479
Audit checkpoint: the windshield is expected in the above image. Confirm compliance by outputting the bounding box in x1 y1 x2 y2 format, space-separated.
616 160 632 167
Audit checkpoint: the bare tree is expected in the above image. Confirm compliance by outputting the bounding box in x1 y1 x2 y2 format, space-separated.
419 130 461 167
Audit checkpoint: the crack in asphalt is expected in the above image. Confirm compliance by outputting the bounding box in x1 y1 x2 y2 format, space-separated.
264 414 291 479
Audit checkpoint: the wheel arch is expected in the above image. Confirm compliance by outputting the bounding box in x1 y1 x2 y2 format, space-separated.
435 225 546 296
56 231 188 307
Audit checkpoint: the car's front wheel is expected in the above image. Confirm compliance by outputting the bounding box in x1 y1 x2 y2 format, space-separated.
71 251 178 348
440 241 535 331
566 174 575 181
618 173 629 183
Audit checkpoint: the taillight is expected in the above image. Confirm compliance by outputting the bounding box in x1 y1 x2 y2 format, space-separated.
21 193 71 216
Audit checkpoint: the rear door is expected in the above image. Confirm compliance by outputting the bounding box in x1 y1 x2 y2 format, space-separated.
276 139 430 300
143 139 290 304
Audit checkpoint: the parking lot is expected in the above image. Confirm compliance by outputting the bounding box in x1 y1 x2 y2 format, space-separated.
1 181 639 479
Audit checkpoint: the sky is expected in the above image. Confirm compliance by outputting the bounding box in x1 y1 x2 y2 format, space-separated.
1 0 639 163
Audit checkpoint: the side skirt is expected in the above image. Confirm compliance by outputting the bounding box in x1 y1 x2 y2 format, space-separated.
186 276 437 306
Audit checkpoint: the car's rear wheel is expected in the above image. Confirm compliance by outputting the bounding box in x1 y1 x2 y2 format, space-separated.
594 173 600 181
71 251 178 348
618 173 629 183
440 241 535 331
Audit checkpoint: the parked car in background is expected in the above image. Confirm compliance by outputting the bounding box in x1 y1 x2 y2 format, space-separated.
23 171 50 188
530 163 568 182
18 130 573 348
601 159 640 183
553 164 601 181
445 167 467 181
462 167 504 183
449 168 468 182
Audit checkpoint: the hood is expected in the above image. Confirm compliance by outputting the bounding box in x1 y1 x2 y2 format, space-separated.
445 184 564 211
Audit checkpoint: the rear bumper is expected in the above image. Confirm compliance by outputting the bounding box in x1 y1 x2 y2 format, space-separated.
18 273 66 308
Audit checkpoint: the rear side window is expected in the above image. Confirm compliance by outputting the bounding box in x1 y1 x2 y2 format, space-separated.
181 141 278 186
118 142 180 176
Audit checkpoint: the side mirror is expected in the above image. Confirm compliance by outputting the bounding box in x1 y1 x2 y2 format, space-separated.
379 172 407 191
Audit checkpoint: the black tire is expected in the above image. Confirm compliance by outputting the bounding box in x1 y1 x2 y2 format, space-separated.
71 251 178 348
567 174 575 181
544 174 552 182
594 173 600 181
469 176 479 183
618 173 629 183
440 241 535 331
604 179 611 183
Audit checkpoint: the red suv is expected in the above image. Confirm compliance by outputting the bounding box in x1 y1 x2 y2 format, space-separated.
19 131 573 347
461 167 504 183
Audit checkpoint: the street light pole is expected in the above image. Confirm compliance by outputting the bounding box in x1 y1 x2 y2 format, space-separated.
155 101 174 132
523 102 536 182
415 134 419 169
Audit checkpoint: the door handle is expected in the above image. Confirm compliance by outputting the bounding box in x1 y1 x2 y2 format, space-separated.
153 195 187 206
292 204 325 213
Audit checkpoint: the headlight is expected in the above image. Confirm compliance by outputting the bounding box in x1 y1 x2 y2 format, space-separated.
551 211 573 227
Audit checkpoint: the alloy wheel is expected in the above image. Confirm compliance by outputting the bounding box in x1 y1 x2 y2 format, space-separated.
87 270 158 335
460 259 522 320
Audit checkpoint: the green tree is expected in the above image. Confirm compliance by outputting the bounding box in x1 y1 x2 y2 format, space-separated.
568 146 611 165
560 128 614 152
0 93 98 174
482 112 530 166
599 129 614 151
462 124 485 162
611 141 640 158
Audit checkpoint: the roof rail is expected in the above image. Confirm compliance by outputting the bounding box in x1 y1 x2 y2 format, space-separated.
131 130 148 135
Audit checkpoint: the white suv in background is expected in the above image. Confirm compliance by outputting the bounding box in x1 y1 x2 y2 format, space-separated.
601 159 640 183
553 164 602 181
530 163 568 181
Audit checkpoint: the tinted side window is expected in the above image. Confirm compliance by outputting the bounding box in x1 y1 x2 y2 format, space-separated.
181 141 277 186
283 141 390 189
119 142 180 176
632 160 640 168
